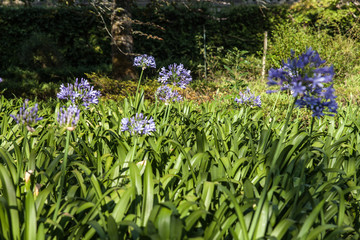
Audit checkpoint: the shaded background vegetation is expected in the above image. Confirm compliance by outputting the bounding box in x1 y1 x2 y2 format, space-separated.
0 0 359 100
1 1 360 238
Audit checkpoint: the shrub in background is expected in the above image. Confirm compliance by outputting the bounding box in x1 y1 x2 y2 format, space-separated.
0 6 111 98
288 0 360 35
0 65 110 99
267 0 360 80
267 22 360 79
193 46 261 100
0 7 111 71
1 2 360 99
85 72 159 101
0 4 286 98
131 3 289 74
19 32 64 70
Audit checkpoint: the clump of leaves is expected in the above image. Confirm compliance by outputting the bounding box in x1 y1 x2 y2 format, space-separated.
85 72 159 101
267 22 360 78
289 0 360 34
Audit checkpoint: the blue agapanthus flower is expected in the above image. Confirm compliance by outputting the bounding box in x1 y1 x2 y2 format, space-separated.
267 47 337 118
57 78 101 108
158 63 192 89
121 113 156 136
57 105 80 130
10 99 43 131
156 85 183 104
235 88 261 107
133 54 156 70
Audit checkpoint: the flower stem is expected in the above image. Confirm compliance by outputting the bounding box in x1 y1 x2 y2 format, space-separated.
135 69 144 110
163 103 172 127
52 130 71 222
272 98 297 167
130 136 138 163
271 90 281 113
154 95 158 122
309 116 315 137
248 98 296 239
289 116 315 217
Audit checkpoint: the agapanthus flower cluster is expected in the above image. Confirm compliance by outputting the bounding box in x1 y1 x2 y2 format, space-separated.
57 105 80 131
133 54 156 70
57 78 101 108
158 63 192 89
235 88 261 107
0 77 3 83
10 99 43 131
156 85 183 104
121 113 156 136
267 47 337 118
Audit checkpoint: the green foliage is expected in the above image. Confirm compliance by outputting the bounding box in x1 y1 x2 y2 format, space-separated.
2 4 360 238
1 1 360 99
0 65 110 99
219 47 261 88
19 32 64 69
266 0 360 81
0 6 111 97
289 0 360 34
0 7 110 70
0 4 289 97
0 3 286 77
267 22 360 79
131 3 289 72
85 72 159 101
0 92 359 238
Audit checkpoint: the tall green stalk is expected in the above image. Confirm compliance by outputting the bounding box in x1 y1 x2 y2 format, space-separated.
249 98 296 239
288 117 315 218
162 103 172 128
153 95 159 122
271 98 297 168
52 130 71 222
130 136 138 163
135 69 144 111
16 126 27 186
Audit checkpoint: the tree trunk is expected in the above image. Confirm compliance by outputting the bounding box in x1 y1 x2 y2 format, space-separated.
111 0 137 81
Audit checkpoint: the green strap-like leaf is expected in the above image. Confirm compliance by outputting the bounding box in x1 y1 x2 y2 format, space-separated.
297 200 325 240
107 216 119 240
0 165 20 240
0 197 11 240
25 192 37 240
217 185 249 240
142 162 154 226
270 219 296 239
111 188 132 223
201 181 215 211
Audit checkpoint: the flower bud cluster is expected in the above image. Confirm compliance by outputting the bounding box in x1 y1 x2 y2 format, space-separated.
133 54 156 70
57 78 101 108
121 113 156 136
267 47 337 118
156 63 192 104
57 105 80 131
235 88 261 107
156 85 183 104
10 99 43 130
158 63 192 89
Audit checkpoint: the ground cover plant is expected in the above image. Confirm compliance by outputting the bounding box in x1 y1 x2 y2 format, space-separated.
1 48 360 240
